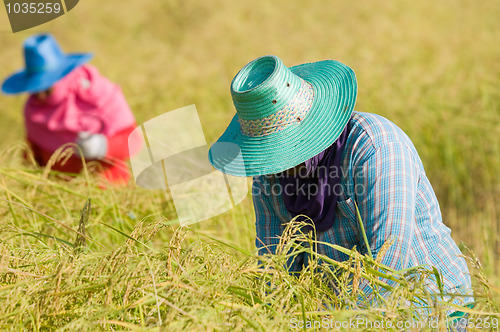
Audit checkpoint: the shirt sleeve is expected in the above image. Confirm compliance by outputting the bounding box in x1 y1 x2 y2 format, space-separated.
253 175 284 256
253 175 307 272
105 124 138 160
354 141 419 296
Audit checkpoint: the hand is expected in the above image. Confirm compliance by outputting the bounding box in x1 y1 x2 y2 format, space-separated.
76 131 108 160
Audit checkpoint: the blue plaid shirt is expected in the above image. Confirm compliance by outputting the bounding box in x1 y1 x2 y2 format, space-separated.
252 112 472 306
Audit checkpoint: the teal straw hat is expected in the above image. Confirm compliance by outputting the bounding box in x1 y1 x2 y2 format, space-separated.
209 55 357 177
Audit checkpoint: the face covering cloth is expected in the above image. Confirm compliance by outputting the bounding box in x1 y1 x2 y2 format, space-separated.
278 124 350 232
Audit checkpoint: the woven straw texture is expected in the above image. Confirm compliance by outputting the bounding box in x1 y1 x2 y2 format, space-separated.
209 55 357 177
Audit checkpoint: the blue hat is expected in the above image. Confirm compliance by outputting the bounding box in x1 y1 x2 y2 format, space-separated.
1 34 93 95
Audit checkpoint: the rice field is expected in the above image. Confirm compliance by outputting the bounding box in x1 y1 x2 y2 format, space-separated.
0 0 499 330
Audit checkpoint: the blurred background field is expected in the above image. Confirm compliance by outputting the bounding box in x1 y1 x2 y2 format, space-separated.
0 0 499 330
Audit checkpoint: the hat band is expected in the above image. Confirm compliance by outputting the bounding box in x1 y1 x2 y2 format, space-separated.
238 80 314 137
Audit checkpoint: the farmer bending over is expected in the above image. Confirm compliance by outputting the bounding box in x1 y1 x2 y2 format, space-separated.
1 34 140 184
209 55 473 326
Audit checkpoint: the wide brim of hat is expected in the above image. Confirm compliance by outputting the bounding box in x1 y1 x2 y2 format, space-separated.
209 59 357 177
1 53 93 94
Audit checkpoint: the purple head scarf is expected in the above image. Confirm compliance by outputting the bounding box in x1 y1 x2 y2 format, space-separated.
278 124 350 232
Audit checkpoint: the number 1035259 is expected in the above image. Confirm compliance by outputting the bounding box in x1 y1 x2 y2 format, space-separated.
5 2 62 14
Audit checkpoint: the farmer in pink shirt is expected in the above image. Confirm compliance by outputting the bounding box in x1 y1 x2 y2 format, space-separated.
2 34 139 184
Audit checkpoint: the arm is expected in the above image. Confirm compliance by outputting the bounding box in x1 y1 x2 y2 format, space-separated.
253 175 285 256
76 125 138 161
354 142 419 296
105 124 138 160
253 175 306 273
